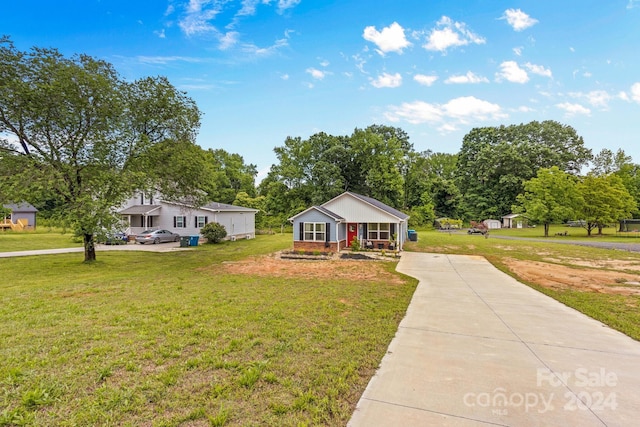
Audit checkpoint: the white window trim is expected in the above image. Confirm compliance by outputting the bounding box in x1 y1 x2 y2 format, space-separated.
304 222 326 242
175 216 187 228
196 216 208 228
368 222 390 240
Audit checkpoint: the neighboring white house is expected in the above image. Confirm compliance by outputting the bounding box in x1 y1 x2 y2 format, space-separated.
118 193 258 240
288 192 410 253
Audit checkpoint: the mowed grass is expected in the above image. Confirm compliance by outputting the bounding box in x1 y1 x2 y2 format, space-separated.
405 228 640 341
0 234 417 426
0 228 81 252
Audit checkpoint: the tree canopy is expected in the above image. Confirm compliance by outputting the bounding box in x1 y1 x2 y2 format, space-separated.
0 37 208 261
258 125 417 224
515 167 579 237
575 174 636 236
456 121 593 221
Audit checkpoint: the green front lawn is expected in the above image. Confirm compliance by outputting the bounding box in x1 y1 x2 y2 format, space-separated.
0 234 417 426
0 228 81 252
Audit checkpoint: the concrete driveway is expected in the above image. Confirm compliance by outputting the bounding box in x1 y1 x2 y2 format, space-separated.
0 241 188 258
349 252 640 426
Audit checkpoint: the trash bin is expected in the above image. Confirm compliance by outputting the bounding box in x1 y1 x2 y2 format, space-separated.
189 235 200 246
408 229 418 242
179 236 190 247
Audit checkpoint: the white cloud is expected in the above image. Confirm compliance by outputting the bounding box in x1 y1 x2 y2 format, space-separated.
237 0 300 17
568 90 612 109
423 16 485 53
631 82 640 103
585 90 611 108
219 31 239 50
516 105 534 112
363 22 411 55
414 74 438 86
502 8 538 31
442 96 506 122
496 61 529 83
136 55 205 64
154 29 166 39
241 36 289 57
384 96 506 131
385 101 443 124
306 67 326 80
276 0 301 13
513 46 523 56
371 72 402 88
445 71 488 84
618 91 630 102
628 0 639 9
179 0 221 36
524 62 552 78
556 102 591 116
280 73 289 80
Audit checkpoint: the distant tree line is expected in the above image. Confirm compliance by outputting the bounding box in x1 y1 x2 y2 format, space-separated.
3 37 640 262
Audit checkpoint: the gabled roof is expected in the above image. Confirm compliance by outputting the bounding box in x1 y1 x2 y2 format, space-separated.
118 205 161 215
328 192 409 221
3 202 38 213
201 201 259 213
502 213 520 219
288 205 345 222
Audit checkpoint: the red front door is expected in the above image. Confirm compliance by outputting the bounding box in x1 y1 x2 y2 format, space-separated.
347 223 358 246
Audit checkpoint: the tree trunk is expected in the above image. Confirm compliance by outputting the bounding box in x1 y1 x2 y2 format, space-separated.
84 233 96 262
544 223 550 237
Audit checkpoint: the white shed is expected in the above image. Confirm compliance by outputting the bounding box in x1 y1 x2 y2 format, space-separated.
483 219 502 229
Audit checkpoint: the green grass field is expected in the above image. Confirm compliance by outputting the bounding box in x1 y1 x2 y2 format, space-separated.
0 228 81 252
0 234 417 426
3 226 640 425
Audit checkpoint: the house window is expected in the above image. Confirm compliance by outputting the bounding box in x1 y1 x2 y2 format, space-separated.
196 216 208 228
368 223 390 240
303 222 325 241
174 216 187 228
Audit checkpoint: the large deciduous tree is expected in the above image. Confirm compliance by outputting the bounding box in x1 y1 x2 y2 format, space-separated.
515 166 579 237
456 121 592 220
0 38 206 261
575 174 636 236
259 125 414 222
591 148 640 218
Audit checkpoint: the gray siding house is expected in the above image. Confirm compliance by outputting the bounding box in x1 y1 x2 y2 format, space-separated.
2 202 38 230
118 193 258 240
289 192 410 253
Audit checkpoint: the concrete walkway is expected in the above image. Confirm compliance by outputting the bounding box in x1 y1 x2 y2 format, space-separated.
349 252 640 426
0 242 187 258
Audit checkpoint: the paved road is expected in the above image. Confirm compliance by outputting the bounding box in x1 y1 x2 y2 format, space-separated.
488 234 640 253
349 252 640 426
0 241 187 258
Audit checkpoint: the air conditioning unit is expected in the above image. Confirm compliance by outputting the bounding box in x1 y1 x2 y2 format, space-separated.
230 235 236 241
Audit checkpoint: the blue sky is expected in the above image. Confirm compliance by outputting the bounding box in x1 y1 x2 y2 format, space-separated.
3 1 640 179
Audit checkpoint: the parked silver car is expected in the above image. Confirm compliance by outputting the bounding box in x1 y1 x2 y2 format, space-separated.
135 229 180 244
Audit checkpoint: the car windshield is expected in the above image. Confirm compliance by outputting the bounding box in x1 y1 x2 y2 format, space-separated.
140 230 154 234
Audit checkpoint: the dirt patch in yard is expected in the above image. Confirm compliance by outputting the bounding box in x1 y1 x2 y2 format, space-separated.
214 254 405 285
503 258 640 296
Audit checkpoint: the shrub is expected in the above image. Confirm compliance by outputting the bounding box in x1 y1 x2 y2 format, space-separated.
350 236 361 251
201 222 227 243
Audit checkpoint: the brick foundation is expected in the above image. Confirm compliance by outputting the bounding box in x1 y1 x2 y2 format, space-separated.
293 241 341 253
